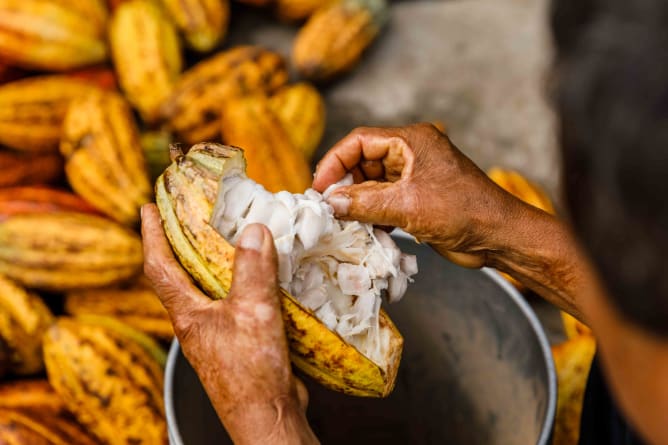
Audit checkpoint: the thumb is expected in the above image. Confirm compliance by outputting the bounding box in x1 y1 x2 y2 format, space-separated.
228 224 280 306
326 181 406 227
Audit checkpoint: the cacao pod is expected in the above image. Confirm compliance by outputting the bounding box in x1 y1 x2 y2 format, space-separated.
561 311 592 339
0 0 108 71
156 143 406 397
220 94 312 193
0 212 143 291
292 0 388 81
160 0 230 52
43 317 166 445
61 90 152 226
0 186 99 221
0 274 54 375
66 65 118 91
0 75 100 152
109 0 182 123
269 82 326 160
161 45 288 144
0 380 64 414
235 0 272 6
276 0 329 21
0 408 98 445
141 130 173 183
0 149 64 187
552 335 596 445
65 277 173 341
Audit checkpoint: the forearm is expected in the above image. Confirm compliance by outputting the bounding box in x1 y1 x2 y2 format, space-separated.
483 200 602 323
214 395 319 445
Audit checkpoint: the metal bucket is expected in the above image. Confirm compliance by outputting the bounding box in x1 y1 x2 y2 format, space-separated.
165 238 556 445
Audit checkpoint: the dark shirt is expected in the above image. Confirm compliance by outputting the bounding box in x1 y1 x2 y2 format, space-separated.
578 355 645 445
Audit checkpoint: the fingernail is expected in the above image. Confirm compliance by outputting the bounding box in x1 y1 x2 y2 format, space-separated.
326 193 351 215
140 205 145 220
238 224 264 252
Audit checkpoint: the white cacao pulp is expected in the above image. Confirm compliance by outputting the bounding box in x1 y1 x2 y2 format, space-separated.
211 174 417 364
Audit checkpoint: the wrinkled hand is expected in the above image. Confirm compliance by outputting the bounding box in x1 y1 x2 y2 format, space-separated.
141 204 318 445
313 123 525 268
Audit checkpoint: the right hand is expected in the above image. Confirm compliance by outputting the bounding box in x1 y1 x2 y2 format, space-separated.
313 123 531 268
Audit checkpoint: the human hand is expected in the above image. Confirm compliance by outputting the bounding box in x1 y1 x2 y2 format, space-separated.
141 204 318 445
313 123 529 268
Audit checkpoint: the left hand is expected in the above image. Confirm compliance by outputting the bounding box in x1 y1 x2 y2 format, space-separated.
141 204 318 445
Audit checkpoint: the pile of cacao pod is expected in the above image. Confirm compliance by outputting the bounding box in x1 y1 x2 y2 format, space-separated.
0 0 389 442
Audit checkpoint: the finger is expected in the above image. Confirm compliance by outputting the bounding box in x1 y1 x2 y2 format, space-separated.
313 127 409 192
360 159 384 180
141 204 208 315
228 224 280 308
326 182 407 228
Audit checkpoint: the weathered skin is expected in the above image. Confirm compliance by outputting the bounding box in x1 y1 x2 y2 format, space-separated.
142 209 318 445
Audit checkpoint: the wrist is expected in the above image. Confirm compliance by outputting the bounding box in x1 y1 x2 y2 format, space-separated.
224 396 317 445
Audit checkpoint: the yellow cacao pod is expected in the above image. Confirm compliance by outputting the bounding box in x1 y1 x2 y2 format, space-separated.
0 0 108 71
0 76 99 152
551 335 596 445
60 90 152 226
269 82 326 160
487 167 555 215
221 94 313 193
65 276 173 341
160 0 230 52
276 0 331 21
0 212 143 291
0 274 54 375
561 311 593 339
156 143 404 397
161 45 288 144
0 380 64 414
43 317 166 445
0 408 98 445
109 0 182 123
292 0 388 81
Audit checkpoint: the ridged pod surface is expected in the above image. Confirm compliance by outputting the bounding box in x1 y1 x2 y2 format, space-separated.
0 275 54 375
109 0 182 123
65 277 173 341
0 380 64 414
43 317 166 445
0 186 99 221
0 76 99 152
0 408 98 445
292 0 388 81
552 335 596 445
161 46 288 144
160 0 230 52
155 143 402 397
0 212 143 291
61 90 151 225
0 0 108 71
276 0 329 21
269 82 326 160
221 95 312 193
0 150 64 187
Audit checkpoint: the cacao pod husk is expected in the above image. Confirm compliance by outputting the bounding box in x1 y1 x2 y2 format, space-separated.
65 277 173 341
43 317 166 445
161 46 288 144
0 149 64 187
160 0 230 52
276 0 330 21
0 274 54 375
109 0 182 123
0 186 99 221
156 143 402 397
561 311 592 339
0 408 99 445
0 380 64 414
0 0 108 71
0 75 100 152
61 90 152 226
220 94 312 193
141 130 173 183
0 212 143 291
292 0 388 81
552 335 596 445
269 82 326 160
